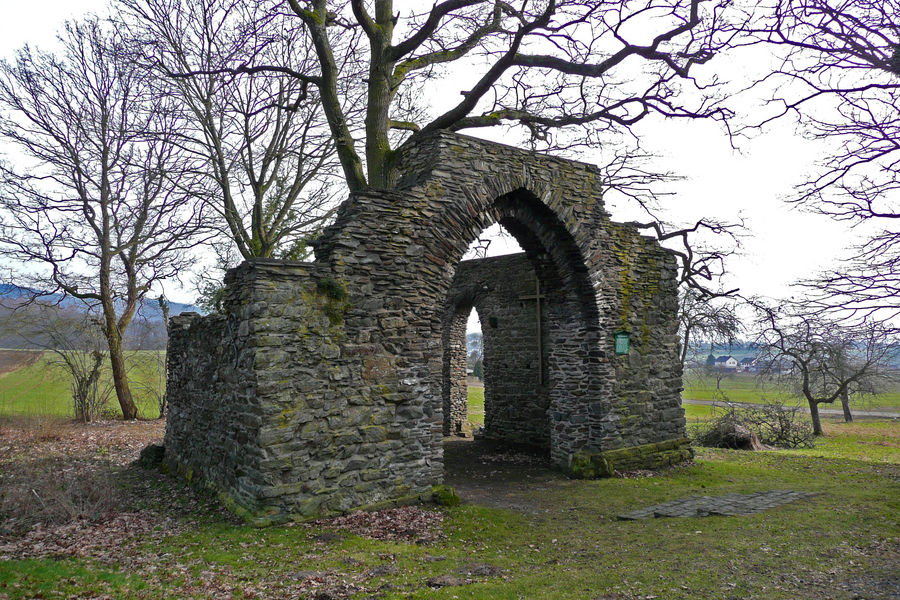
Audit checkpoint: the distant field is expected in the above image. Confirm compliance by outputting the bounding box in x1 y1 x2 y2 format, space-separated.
0 349 42 374
0 349 165 419
467 386 485 426
683 370 900 410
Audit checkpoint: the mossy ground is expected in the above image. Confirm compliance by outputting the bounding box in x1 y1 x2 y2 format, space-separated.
1 413 897 599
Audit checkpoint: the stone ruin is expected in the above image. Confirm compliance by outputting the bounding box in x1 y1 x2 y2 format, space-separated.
165 131 692 524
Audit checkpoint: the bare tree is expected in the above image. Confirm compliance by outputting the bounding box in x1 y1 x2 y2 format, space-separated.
629 216 744 298
752 301 895 435
142 0 752 296
0 18 208 419
678 288 742 367
118 0 342 260
748 1 900 324
160 0 752 191
6 302 113 422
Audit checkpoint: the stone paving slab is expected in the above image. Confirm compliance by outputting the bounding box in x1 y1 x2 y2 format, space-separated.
618 490 817 520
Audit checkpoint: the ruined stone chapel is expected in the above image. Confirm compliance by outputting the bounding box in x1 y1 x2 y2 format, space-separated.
165 131 692 523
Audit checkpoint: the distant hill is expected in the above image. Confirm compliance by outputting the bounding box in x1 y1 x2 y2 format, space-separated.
0 283 200 319
0 283 202 350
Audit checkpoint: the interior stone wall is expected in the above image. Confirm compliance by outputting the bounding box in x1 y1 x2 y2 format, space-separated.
442 304 471 437
164 131 691 523
444 254 551 447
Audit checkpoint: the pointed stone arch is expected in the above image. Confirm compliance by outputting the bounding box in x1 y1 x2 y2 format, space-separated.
164 131 692 523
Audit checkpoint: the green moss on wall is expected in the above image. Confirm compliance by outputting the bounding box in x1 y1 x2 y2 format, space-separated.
309 277 351 326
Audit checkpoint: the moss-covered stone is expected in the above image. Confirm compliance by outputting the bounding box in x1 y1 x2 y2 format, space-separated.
568 439 693 479
136 443 165 469
431 484 461 507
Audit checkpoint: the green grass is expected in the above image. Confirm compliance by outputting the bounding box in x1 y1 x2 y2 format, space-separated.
467 385 485 426
2 383 898 599
684 370 900 410
0 351 165 419
683 402 717 421
780 419 900 463
0 353 71 417
3 424 897 599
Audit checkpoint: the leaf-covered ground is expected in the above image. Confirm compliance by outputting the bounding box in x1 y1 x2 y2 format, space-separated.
0 417 898 599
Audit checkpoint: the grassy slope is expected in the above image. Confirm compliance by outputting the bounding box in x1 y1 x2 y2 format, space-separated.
0 386 897 598
467 386 485 426
1 426 897 599
0 351 164 419
683 371 900 410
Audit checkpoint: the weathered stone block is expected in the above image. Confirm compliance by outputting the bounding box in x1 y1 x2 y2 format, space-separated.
569 438 693 478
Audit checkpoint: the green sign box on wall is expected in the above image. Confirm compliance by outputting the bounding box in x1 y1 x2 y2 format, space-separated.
614 331 630 355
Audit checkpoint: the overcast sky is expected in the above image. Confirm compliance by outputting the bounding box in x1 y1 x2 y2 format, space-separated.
0 0 865 309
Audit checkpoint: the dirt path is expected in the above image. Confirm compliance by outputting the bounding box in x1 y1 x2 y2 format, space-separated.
0 350 42 376
442 438 564 512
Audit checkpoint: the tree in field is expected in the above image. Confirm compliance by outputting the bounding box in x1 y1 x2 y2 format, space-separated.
749 0 900 324
4 302 112 422
678 287 742 367
119 0 341 261
752 302 895 434
0 19 208 419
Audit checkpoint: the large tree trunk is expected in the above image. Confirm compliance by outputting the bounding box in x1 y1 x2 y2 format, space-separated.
680 327 690 368
840 388 853 423
107 327 138 419
363 3 396 189
101 296 139 420
808 399 824 436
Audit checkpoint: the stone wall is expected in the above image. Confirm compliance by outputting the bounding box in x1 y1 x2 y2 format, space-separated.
442 304 471 437
165 130 690 523
444 254 550 447
166 261 437 522
604 224 686 450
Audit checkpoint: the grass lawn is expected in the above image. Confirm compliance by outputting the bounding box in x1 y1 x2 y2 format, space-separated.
467 385 485 427
683 370 900 410
0 415 897 599
0 350 165 420
1 374 897 598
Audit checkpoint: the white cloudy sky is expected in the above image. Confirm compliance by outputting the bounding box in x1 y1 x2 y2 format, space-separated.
0 0 864 307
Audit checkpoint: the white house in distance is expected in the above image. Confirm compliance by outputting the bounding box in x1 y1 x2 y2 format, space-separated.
714 355 739 370
739 357 757 373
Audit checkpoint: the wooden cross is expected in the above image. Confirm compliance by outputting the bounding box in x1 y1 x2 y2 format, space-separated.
518 276 545 385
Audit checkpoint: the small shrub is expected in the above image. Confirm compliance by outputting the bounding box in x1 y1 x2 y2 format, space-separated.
693 407 758 450
0 461 119 533
316 278 350 325
743 400 815 448
317 277 349 302
64 350 109 422
693 402 814 449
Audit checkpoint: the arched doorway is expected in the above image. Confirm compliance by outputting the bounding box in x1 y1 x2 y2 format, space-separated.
164 131 689 522
438 189 604 466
